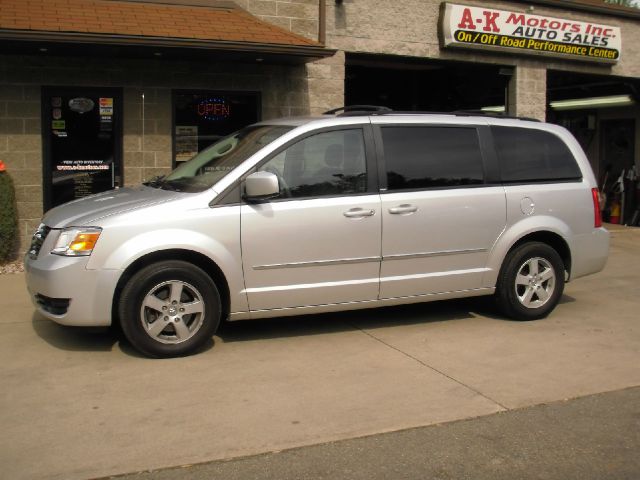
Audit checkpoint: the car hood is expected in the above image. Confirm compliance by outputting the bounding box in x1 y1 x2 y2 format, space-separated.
43 186 184 228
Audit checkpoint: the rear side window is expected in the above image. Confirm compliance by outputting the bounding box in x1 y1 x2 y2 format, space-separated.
492 126 582 183
381 126 484 190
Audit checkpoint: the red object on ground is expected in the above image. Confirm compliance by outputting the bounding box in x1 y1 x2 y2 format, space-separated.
610 200 621 224
0 160 6 172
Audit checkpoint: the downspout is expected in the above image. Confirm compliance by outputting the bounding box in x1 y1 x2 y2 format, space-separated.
318 0 326 45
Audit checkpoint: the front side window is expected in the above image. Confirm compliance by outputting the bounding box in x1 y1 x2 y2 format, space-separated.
381 126 484 190
259 129 367 199
492 126 582 183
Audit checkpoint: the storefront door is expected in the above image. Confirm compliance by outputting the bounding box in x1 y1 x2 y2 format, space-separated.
42 87 123 210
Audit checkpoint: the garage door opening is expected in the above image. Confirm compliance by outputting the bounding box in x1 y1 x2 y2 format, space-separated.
345 54 511 113
547 70 640 225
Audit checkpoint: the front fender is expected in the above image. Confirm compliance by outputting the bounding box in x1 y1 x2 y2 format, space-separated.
87 226 247 313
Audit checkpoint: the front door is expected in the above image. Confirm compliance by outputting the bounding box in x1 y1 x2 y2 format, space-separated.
42 87 122 210
240 126 381 312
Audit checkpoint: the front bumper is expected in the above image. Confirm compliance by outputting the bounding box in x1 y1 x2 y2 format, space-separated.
25 252 121 327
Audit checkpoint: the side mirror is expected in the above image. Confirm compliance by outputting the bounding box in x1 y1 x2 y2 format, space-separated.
244 171 280 202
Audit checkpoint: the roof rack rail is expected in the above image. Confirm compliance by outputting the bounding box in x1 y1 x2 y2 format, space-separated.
377 110 456 116
451 110 541 122
323 105 393 116
322 106 540 122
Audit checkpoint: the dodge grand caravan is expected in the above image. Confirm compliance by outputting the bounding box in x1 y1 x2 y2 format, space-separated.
25 108 609 357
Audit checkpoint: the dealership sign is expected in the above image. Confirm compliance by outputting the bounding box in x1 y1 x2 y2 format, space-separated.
440 3 621 63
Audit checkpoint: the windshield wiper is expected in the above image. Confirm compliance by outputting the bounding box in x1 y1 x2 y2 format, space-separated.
160 177 211 193
142 175 165 188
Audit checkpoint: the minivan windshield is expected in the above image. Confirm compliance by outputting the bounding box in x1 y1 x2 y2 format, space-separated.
146 125 293 192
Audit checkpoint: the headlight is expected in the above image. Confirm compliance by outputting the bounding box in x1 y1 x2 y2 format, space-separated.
51 227 102 256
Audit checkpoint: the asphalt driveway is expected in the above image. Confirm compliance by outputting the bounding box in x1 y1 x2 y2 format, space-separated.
1 225 639 480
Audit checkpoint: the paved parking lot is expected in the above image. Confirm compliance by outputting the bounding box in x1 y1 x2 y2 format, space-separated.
1 226 639 480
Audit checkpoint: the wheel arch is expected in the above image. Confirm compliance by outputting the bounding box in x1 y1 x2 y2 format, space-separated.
112 249 231 327
506 231 572 280
484 218 574 289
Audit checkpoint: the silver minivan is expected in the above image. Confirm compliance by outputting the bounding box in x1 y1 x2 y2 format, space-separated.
25 109 609 357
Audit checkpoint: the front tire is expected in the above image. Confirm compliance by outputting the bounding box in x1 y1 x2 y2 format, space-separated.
119 260 221 358
496 242 564 321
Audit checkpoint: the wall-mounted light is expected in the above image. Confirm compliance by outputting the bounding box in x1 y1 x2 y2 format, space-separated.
481 105 505 113
550 95 635 111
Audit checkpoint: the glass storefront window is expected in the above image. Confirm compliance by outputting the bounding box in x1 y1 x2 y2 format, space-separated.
173 91 260 166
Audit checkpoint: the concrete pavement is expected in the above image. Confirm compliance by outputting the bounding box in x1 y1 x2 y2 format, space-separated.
1 226 639 479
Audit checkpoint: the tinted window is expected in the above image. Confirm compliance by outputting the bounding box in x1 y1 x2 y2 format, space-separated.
381 127 484 190
259 129 367 198
492 126 582 183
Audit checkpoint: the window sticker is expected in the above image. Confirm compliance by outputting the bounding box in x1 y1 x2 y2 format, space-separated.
68 98 95 114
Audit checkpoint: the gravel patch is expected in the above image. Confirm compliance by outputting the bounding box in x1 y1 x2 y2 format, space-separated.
0 260 24 275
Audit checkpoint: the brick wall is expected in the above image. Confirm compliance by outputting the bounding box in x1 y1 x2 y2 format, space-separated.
0 54 308 253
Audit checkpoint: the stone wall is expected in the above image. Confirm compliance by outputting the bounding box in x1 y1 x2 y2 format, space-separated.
238 0 319 41
0 83 42 256
508 63 547 121
0 54 307 253
306 51 345 115
323 0 640 79
241 0 639 118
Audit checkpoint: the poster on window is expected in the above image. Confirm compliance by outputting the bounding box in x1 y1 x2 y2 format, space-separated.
175 126 199 162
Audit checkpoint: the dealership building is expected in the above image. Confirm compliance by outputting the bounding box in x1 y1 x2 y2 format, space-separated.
1 0 639 251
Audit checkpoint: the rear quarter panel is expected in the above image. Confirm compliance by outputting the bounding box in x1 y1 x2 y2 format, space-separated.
482 121 606 287
483 181 600 288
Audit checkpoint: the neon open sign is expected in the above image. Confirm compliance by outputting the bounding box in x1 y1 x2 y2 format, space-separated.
196 98 230 120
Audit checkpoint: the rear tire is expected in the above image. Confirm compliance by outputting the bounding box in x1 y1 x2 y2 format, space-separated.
496 242 564 321
119 260 221 358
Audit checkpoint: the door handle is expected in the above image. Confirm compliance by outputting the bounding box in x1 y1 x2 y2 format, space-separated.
343 208 376 218
389 204 418 215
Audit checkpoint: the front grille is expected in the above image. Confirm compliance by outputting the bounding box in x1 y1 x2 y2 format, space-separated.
28 224 51 259
35 294 70 316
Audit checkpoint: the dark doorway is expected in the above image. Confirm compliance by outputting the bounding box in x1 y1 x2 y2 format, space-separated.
600 119 636 224
546 69 640 178
601 119 635 179
547 71 640 108
42 87 123 211
345 54 510 112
